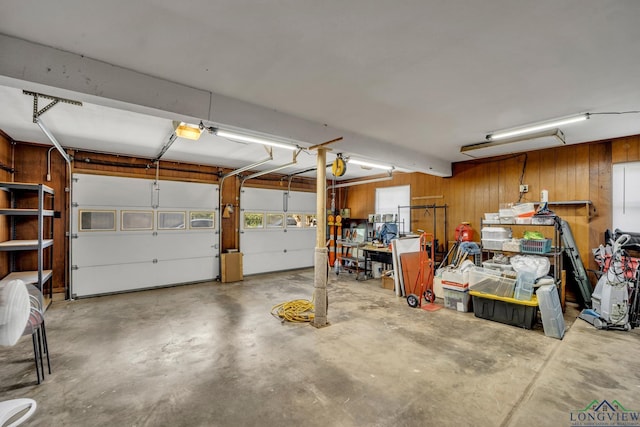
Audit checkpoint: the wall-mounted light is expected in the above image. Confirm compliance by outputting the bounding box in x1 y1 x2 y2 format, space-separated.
173 121 203 140
348 158 394 171
486 113 589 141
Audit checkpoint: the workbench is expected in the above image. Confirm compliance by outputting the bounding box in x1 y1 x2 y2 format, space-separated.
362 245 394 278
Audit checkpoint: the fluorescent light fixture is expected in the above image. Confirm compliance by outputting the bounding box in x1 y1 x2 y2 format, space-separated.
174 122 202 140
461 128 565 158
348 158 394 170
329 175 393 189
487 113 589 141
215 129 298 151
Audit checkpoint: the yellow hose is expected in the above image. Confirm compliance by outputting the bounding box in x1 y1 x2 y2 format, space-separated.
271 298 315 323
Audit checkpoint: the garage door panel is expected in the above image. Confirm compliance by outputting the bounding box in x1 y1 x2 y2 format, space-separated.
242 230 314 254
241 232 282 256
154 232 217 259
74 174 153 207
74 233 217 266
73 257 216 298
243 252 286 275
154 258 216 284
73 234 156 266
156 180 217 209
242 188 285 211
281 230 315 250
243 249 313 275
73 261 157 297
286 191 315 212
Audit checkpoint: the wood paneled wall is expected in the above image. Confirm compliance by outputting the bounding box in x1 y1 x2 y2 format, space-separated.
342 138 622 277
612 135 640 163
450 143 611 273
13 144 70 293
0 132 14 279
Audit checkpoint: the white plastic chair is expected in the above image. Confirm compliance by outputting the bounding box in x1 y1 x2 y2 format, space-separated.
0 282 37 425
0 280 51 385
23 284 51 384
0 398 37 427
0 280 30 348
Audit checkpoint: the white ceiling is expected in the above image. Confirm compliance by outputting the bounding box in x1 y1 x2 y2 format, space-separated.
1 0 640 179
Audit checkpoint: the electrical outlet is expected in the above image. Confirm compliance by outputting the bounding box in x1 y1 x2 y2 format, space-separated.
519 184 529 193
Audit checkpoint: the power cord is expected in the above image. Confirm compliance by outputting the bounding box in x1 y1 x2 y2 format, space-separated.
271 298 315 323
517 153 528 203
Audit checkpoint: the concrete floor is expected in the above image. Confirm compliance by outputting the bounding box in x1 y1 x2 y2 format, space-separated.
1 268 639 427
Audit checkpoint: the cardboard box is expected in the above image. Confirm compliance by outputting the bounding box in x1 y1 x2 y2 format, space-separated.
221 252 243 283
381 275 395 290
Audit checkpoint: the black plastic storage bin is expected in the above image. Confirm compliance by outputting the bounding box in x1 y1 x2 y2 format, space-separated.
470 293 538 329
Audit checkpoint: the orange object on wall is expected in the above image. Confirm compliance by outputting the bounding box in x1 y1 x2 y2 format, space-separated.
328 215 335 266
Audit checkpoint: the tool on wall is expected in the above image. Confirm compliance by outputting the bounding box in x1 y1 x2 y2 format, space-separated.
331 153 346 177
222 204 234 218
335 214 343 272
328 214 335 267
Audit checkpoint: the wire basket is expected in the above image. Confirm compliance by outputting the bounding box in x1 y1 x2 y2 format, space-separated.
520 238 552 254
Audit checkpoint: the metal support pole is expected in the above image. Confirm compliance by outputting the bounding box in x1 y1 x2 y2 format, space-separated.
313 147 329 328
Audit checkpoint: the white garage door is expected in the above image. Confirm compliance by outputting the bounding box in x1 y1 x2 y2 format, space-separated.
240 187 316 275
72 174 218 297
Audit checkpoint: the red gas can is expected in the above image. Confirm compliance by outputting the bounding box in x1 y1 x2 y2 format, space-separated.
455 222 473 242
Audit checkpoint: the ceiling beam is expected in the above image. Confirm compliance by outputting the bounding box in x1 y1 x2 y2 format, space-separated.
0 34 452 177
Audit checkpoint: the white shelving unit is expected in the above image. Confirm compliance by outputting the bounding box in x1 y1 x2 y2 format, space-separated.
480 219 563 287
0 182 54 303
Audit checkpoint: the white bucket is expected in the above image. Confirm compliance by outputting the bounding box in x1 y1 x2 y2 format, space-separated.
372 261 383 278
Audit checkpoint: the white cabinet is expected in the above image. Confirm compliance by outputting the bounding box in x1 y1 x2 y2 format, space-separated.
0 182 54 303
